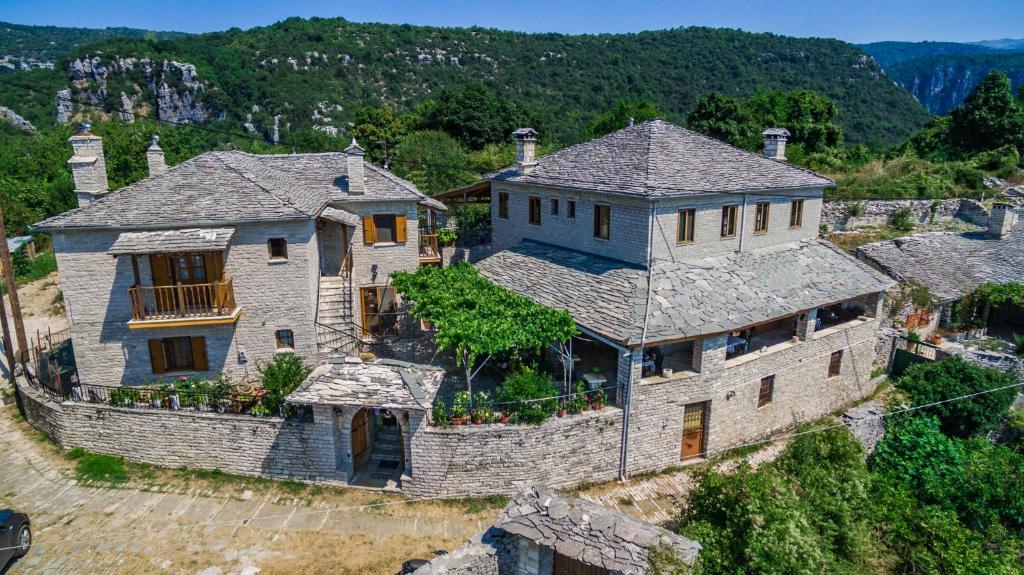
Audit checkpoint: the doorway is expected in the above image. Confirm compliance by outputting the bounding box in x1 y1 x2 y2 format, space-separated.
554 553 609 575
351 407 371 473
360 286 398 336
680 401 708 461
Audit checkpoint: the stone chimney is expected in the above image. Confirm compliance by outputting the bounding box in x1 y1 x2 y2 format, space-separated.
513 128 539 174
146 134 167 177
67 122 109 207
988 202 1018 238
762 128 790 161
345 137 365 195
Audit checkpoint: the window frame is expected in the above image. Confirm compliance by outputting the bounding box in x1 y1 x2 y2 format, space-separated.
828 350 843 378
550 198 559 216
528 196 542 226
148 335 207 374
790 199 805 228
721 205 739 238
757 375 775 407
567 200 576 219
372 214 398 243
593 204 611 240
677 208 696 244
275 329 295 350
267 238 288 260
498 192 510 220
754 202 770 234
360 286 399 337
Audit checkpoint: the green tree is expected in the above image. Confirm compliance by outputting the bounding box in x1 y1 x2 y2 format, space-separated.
391 130 478 195
949 72 1024 154
588 100 662 137
686 92 754 147
422 82 522 150
347 105 414 168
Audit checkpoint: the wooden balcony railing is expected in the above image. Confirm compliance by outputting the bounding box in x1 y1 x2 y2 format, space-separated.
419 233 441 262
128 278 238 322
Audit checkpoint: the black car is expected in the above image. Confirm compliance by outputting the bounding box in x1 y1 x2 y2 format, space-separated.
0 509 30 572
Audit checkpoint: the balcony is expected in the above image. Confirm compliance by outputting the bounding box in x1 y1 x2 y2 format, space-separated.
127 278 241 328
419 232 441 264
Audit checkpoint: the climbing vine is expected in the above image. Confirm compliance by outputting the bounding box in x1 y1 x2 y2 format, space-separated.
954 282 1024 328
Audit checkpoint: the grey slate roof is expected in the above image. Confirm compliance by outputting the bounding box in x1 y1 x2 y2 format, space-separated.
319 207 361 227
6 236 32 254
477 239 893 346
34 150 429 231
286 356 444 410
107 227 235 255
856 228 1024 301
488 119 833 196
494 485 701 572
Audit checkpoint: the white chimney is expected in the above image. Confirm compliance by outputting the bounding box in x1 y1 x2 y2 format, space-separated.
762 128 790 161
345 138 365 195
988 202 1018 238
67 122 109 207
146 133 167 177
513 128 539 174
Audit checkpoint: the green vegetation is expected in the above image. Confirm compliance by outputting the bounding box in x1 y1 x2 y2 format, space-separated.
0 20 186 63
69 449 129 484
495 366 559 424
955 282 1024 330
257 352 312 416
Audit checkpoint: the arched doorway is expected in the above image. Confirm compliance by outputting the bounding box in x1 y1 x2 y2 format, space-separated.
350 407 405 487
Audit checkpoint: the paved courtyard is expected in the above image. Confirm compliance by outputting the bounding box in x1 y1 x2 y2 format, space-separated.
0 404 492 575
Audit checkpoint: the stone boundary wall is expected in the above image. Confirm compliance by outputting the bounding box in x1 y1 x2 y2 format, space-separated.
822 198 992 231
404 408 623 498
16 382 327 482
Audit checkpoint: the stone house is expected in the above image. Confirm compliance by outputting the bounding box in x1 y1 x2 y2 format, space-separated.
33 126 446 388
856 203 1024 338
476 120 894 471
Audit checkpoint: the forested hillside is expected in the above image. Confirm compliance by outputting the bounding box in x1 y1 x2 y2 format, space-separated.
0 20 185 65
0 17 929 146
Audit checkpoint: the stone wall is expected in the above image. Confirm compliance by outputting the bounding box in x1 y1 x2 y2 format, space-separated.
404 408 623 498
822 198 991 231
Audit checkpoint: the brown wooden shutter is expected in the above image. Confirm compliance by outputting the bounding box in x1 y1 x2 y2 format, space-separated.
149 254 172 286
203 253 221 282
190 336 208 371
148 339 166 374
395 214 408 242
362 215 376 244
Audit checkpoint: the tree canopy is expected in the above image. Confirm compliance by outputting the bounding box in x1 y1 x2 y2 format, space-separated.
588 100 662 137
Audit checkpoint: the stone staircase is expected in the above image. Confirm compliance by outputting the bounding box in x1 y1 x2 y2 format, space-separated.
316 276 354 353
371 424 403 464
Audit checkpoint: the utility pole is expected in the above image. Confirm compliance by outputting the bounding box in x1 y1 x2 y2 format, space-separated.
0 207 28 370
0 285 14 384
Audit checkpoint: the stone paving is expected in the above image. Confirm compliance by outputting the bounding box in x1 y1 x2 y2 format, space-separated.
0 405 488 575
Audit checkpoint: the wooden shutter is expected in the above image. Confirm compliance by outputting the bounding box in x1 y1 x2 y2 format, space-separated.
149 254 172 286
395 214 408 242
191 336 208 371
362 215 376 244
148 339 166 374
203 253 221 282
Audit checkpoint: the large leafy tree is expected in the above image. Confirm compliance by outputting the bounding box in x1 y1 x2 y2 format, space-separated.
588 100 662 137
347 105 415 168
686 92 754 147
391 130 478 195
391 263 577 400
421 82 522 150
949 72 1024 154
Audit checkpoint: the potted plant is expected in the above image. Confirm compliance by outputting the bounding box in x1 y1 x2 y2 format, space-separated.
589 390 606 411
451 391 470 425
471 391 491 424
436 228 458 246
557 402 567 417
568 381 587 414
499 411 510 424
432 399 450 426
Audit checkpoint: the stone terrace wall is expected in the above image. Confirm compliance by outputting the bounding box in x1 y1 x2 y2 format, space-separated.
404 408 623 498
17 382 327 482
822 199 990 231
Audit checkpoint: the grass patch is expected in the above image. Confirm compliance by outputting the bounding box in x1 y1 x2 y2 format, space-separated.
618 496 634 506
280 479 307 495
826 225 908 253
74 452 128 484
445 494 509 514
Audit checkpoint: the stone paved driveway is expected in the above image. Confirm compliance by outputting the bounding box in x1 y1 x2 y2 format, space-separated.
0 405 490 575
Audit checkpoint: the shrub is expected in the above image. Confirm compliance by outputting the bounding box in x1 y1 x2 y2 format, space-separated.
896 356 1017 438
431 398 450 426
889 207 914 232
451 391 470 419
257 352 312 416
495 365 558 424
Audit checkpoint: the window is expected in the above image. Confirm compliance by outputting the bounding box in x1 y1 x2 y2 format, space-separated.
754 202 770 234
677 208 696 244
361 286 399 337
275 329 295 350
528 196 542 226
790 199 804 228
362 214 408 244
148 336 207 374
567 200 576 219
593 204 611 240
550 198 559 215
828 350 843 377
758 375 775 407
267 238 288 260
498 192 509 219
721 205 738 238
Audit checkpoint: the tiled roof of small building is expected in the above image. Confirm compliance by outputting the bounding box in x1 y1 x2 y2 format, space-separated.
494 485 701 572
488 119 833 196
477 239 892 346
34 150 428 231
286 356 444 410
107 227 235 255
856 228 1024 301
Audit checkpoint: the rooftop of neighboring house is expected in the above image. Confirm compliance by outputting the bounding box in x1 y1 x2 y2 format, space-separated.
487 119 834 197
33 150 439 231
286 356 445 410
477 239 894 346
857 226 1024 302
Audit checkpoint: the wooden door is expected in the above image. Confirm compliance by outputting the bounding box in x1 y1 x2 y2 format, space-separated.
351 409 370 472
554 553 609 575
680 402 707 460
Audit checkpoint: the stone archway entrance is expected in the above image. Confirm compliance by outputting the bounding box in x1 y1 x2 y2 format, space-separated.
350 407 405 488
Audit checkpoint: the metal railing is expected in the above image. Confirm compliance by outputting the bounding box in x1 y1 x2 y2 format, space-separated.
70 382 272 416
128 278 237 321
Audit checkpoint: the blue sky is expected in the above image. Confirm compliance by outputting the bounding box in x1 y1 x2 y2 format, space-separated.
1 0 1022 44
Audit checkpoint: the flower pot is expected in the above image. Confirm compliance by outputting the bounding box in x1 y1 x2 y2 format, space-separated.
472 415 484 425
557 408 567 417
500 413 510 424
661 367 674 378
593 403 604 411
451 417 464 426
420 318 433 331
